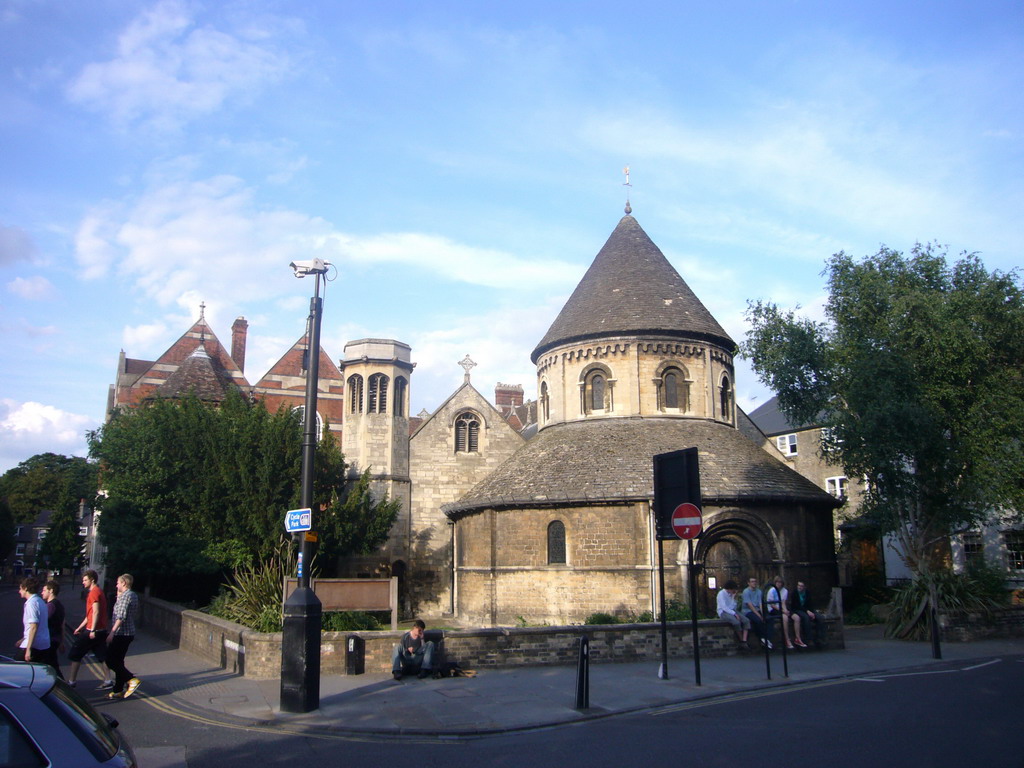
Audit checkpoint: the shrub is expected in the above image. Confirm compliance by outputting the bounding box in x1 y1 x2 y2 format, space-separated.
322 611 386 632
886 568 1006 640
204 546 294 632
584 612 621 625
844 603 883 625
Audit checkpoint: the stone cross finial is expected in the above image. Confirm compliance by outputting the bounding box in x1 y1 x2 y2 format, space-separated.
199 301 206 321
622 165 632 214
459 354 477 383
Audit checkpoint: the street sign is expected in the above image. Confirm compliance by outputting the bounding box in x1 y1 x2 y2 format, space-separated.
285 508 312 533
670 502 702 539
653 447 702 540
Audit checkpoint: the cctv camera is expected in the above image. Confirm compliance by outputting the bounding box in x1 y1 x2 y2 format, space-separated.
289 258 330 276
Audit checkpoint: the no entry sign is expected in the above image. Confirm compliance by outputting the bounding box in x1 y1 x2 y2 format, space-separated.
670 503 702 539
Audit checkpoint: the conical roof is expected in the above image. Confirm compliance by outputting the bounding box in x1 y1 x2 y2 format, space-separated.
532 215 733 362
443 417 839 517
153 344 238 402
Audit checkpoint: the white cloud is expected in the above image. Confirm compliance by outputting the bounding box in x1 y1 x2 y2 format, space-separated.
74 174 580 311
0 224 38 266
6 275 55 300
0 400 98 473
66 0 291 130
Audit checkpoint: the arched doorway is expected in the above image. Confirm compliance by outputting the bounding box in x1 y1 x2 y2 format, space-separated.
694 514 779 617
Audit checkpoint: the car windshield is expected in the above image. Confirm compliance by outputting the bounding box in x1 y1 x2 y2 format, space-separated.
41 679 120 761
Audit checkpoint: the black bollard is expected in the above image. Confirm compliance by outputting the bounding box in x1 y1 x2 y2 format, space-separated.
575 635 590 710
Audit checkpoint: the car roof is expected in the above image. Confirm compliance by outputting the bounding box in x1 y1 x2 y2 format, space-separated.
0 662 57 696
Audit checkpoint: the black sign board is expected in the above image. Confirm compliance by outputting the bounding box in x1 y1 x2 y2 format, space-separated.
653 447 702 540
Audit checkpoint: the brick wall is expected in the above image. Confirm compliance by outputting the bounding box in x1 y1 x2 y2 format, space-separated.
139 595 843 679
941 606 1024 641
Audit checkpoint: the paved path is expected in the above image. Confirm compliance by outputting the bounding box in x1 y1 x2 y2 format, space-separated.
56 601 1024 739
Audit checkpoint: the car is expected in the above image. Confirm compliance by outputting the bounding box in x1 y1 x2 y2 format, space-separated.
0 661 138 767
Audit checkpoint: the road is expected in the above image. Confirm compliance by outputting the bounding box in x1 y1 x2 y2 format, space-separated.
4 586 1022 767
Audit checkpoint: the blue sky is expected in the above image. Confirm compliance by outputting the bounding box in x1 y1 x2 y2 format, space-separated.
1 0 1021 472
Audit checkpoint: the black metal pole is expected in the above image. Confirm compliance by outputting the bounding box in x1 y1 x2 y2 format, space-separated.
280 271 324 713
658 537 669 680
575 635 590 710
762 589 772 680
688 538 701 686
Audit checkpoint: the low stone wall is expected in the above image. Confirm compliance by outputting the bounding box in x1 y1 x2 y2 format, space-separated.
138 595 843 679
942 606 1024 642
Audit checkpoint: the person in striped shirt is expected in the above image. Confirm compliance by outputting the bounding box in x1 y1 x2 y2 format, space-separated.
104 573 141 699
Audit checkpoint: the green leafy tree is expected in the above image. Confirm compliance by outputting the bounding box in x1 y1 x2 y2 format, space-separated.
744 244 1024 588
89 390 399 593
0 453 97 524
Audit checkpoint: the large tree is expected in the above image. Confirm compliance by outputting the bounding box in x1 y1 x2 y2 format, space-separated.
88 390 398 589
0 453 97 524
0 453 96 570
744 244 1024 582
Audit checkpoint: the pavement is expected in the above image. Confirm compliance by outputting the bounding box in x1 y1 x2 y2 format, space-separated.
55 594 1024 740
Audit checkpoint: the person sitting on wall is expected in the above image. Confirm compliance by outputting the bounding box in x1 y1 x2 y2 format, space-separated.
766 575 801 649
791 580 825 647
391 619 436 681
716 580 750 645
742 577 772 649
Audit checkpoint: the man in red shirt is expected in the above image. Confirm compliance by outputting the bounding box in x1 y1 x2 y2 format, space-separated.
66 570 109 687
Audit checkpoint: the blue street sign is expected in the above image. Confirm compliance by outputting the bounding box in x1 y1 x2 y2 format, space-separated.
285 508 312 533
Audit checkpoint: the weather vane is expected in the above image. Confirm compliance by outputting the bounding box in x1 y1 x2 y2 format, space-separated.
623 165 632 215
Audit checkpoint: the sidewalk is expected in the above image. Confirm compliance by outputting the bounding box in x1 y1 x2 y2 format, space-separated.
59 592 1024 738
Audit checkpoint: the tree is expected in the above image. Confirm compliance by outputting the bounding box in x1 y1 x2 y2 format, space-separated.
88 390 399 594
744 244 1024 585
0 497 14 564
0 453 97 524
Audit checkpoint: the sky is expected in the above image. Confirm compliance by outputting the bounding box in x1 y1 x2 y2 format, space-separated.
1 0 1021 473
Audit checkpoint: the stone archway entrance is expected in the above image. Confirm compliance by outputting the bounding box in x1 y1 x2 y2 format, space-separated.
694 515 778 617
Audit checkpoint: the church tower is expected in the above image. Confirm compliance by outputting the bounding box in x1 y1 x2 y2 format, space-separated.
339 339 414 565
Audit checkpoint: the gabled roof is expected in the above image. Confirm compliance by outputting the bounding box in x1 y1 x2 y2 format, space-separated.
747 396 821 436
254 334 343 387
532 215 734 362
153 343 238 402
444 416 838 517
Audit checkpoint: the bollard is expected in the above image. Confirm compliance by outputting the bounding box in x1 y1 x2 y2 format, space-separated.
575 635 590 710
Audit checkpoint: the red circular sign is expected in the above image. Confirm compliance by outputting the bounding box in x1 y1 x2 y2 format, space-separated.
671 502 702 539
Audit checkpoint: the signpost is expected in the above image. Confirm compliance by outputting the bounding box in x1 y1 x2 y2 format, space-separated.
653 447 703 685
285 508 312 533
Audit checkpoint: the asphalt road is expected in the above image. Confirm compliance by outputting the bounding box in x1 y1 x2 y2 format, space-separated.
4 586 1022 768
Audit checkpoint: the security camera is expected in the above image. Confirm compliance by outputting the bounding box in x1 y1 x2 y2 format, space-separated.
290 258 330 277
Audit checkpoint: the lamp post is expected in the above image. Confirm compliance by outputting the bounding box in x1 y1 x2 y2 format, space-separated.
280 257 329 713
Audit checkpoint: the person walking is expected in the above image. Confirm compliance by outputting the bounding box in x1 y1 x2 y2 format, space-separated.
40 580 66 678
66 570 109 687
104 574 142 700
15 577 50 663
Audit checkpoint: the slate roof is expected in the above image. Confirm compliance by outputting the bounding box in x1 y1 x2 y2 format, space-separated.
532 215 734 362
444 416 838 517
747 396 821 436
153 344 239 402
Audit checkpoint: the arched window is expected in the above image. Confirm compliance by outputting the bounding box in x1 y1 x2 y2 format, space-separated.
368 373 389 413
540 381 550 422
393 376 407 417
455 412 480 453
292 406 323 441
719 375 733 421
547 520 566 564
659 366 690 411
582 366 612 414
347 374 363 414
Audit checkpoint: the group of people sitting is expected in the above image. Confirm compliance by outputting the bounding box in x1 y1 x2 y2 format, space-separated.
716 576 825 650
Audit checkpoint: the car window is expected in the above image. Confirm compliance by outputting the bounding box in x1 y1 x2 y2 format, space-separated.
42 678 121 761
0 706 47 767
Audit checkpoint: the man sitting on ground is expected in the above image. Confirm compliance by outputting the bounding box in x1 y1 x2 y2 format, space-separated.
391 619 436 680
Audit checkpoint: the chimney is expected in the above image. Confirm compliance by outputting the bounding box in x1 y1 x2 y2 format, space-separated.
494 382 524 409
231 317 248 373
